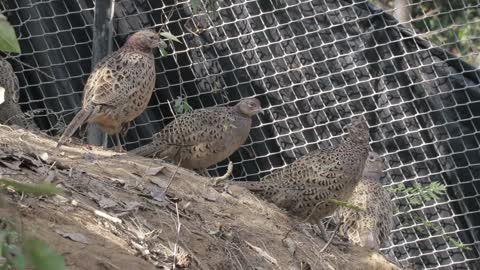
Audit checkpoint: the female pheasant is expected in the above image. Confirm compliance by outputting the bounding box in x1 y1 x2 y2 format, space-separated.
56 30 166 152
131 97 262 169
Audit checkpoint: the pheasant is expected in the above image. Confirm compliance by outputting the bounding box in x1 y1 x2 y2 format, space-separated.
56 29 166 152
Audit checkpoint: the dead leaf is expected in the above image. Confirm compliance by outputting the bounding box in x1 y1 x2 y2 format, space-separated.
83 152 96 160
34 165 50 176
87 192 100 201
144 166 165 176
149 178 167 188
13 153 43 170
245 241 278 265
122 201 142 211
201 189 217 202
282 237 296 256
98 197 118 209
151 189 166 202
0 160 21 170
55 229 89 244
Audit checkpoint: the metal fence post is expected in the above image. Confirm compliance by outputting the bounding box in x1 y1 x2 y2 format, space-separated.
87 0 114 146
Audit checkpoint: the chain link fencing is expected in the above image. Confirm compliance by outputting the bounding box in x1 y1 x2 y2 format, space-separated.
1 0 479 269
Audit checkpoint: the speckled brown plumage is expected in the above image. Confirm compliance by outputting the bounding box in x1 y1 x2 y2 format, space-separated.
131 97 262 169
335 151 394 250
56 30 166 151
234 116 370 225
0 57 36 129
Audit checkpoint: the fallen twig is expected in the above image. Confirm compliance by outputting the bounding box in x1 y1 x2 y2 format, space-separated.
320 222 342 253
163 156 183 194
245 240 278 265
94 256 120 269
210 161 233 185
172 202 182 268
70 198 122 224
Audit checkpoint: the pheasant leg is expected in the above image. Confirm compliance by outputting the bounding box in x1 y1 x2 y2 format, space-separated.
314 222 349 252
102 134 108 150
115 134 125 152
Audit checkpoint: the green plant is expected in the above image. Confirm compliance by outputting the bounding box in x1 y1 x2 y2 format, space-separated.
447 237 472 251
174 96 193 114
0 179 62 196
158 32 182 56
328 198 364 212
370 0 480 65
0 220 67 270
0 179 65 270
0 14 20 53
412 217 472 251
389 181 470 251
387 181 446 207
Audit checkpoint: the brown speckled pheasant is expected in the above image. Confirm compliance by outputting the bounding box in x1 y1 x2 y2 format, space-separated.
130 97 262 169
56 30 166 152
334 151 394 250
0 57 36 129
233 116 369 237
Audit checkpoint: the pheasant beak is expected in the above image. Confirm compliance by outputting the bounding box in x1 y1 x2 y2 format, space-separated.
256 108 265 116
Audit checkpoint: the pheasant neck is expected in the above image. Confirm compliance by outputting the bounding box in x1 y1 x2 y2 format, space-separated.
122 42 152 54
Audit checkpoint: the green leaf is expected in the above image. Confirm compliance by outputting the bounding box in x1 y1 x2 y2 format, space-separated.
0 15 20 53
23 238 66 270
159 48 168 57
328 198 364 212
174 96 192 114
191 0 201 14
159 32 182 44
448 237 472 251
408 196 421 206
0 179 62 196
5 245 26 270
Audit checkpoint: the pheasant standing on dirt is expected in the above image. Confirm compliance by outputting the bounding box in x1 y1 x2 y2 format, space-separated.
56 30 166 152
0 57 36 129
233 116 370 240
130 97 262 170
334 151 394 250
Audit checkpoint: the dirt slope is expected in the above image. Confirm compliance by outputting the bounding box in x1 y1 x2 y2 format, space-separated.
0 126 400 270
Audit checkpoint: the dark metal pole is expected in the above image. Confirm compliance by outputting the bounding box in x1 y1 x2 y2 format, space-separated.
87 0 114 146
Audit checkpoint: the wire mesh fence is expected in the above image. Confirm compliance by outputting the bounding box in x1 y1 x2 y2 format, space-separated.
1 0 480 269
